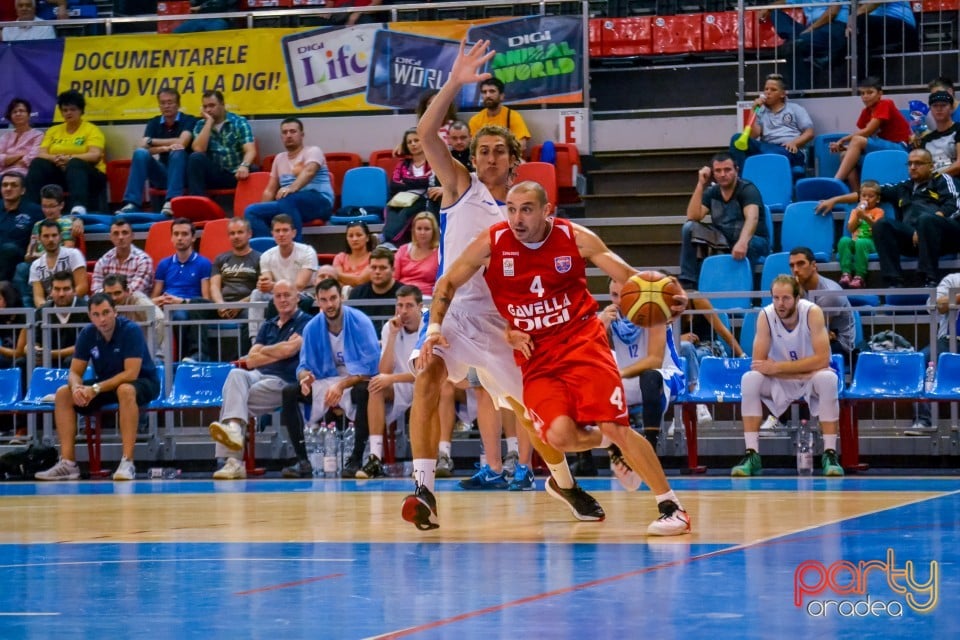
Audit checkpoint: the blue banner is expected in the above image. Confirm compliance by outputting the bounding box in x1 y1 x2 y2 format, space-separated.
0 39 65 125
366 30 462 110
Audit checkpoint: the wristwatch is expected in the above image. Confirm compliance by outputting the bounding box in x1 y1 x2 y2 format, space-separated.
91 383 101 395
240 162 250 169
145 137 153 147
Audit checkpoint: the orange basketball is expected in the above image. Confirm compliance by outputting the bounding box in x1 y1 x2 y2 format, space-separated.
619 271 683 328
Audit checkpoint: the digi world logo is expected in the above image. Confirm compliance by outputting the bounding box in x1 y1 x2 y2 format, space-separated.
794 549 939 617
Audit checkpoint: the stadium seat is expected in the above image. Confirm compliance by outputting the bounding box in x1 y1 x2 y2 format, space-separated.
74 213 114 234
106 159 133 208
698 254 753 310
369 149 404 176
330 166 388 225
15 368 70 411
759 252 791 300
154 362 235 410
813 132 847 178
529 142 582 204
926 352 960 400
324 152 363 209
232 172 271 218
679 356 752 472
261 154 276 173
0 368 23 411
144 220 175 266
169 196 227 229
781 201 834 261
762 204 775 253
794 177 849 202
742 154 792 213
198 218 233 262
249 237 276 253
861 149 909 184
514 161 558 205
845 351 924 399
738 312 757 352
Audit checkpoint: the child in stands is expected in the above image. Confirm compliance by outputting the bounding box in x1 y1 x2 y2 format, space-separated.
837 180 884 289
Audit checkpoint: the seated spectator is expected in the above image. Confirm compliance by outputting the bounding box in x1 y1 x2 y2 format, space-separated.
919 91 960 176
914 271 960 430
173 0 236 33
357 284 423 479
28 219 86 308
817 148 960 287
927 76 960 125
249 214 318 333
830 77 911 192
150 218 211 360
445 120 473 171
836 180 884 289
760 1 847 91
245 117 334 240
393 211 439 296
850 1 918 82
24 90 107 215
679 153 769 290
35 293 161 481
728 73 813 170
789 247 856 360
102 273 165 353
382 128 434 247
347 246 405 330
332 221 375 287
116 89 196 216
209 217 260 349
0 280 25 370
1 0 56 40
0 97 43 175
187 90 255 196
92 217 154 295
15 183 83 305
0 171 42 282
5 270 87 368
468 77 532 153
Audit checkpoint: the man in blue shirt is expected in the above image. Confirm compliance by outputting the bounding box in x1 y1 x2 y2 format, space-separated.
116 89 197 216
35 292 161 482
187 90 256 196
208 280 311 479
151 217 211 360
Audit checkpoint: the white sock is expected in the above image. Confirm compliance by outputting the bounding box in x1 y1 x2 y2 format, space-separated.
655 489 682 510
745 432 760 453
823 434 838 452
505 437 518 454
62 458 77 466
547 460 575 489
438 440 452 457
369 435 383 459
413 458 437 492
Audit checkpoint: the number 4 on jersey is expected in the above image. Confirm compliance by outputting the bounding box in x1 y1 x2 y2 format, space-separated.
530 275 544 298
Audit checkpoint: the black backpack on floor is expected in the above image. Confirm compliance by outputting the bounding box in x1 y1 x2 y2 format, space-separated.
0 444 59 480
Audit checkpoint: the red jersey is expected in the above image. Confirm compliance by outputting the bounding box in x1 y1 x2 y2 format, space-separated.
483 218 598 359
856 98 911 144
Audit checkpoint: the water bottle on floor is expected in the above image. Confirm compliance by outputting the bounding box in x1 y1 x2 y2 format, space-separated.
796 420 813 476
322 422 339 478
342 421 356 466
306 425 322 477
925 361 936 393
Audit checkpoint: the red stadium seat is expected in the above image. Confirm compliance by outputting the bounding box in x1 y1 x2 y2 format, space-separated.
106 159 133 208
198 218 233 262
144 220 175 266
169 196 227 229
369 149 405 177
325 152 363 208
233 172 271 218
514 162 558 205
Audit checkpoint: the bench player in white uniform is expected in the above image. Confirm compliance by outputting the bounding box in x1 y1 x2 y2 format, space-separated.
356 285 423 479
603 279 686 447
733 275 844 477
401 38 603 530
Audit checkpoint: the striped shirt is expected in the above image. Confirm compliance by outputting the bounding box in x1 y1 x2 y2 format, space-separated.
93 245 154 294
193 111 254 173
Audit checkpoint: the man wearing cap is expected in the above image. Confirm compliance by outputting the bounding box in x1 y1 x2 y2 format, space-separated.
919 90 960 176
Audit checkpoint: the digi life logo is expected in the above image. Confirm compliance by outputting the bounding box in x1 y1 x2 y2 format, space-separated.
282 25 379 107
794 549 939 617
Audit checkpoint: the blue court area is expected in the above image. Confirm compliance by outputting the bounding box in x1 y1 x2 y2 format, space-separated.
1 478 957 639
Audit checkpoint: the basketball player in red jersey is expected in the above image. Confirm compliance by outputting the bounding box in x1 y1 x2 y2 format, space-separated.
420 181 692 535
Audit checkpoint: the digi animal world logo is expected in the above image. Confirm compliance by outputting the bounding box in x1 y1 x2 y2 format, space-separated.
794 549 939 617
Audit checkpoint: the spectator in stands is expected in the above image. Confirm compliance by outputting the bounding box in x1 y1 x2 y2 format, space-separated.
393 211 439 296
468 78 532 154
15 183 84 306
348 246 405 331
0 98 43 175
92 217 154 295
728 73 814 171
356 284 423 479
679 152 769 290
788 247 856 359
913 270 960 431
850 2 918 82
817 148 960 287
830 76 911 192
209 217 260 347
28 219 86 308
0 171 42 282
116 89 197 216
332 221 374 287
102 273 165 353
919 90 960 176
836 180 884 289
383 128 434 247
6 270 87 368
927 76 960 125
321 0 382 27
249 214 318 333
760 0 848 92
35 292 160 481
173 0 236 33
245 117 334 241
0 280 24 369
207 280 311 480
446 120 474 172
151 218 211 360
1 0 56 40
285 278 379 478
187 90 255 197
25 89 107 215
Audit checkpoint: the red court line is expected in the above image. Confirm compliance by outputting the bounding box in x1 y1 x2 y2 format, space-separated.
234 573 344 596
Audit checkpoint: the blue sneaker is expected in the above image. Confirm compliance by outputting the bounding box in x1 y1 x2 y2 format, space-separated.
459 463 509 490
507 463 535 491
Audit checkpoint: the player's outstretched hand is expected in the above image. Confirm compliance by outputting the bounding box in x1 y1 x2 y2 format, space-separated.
505 328 534 359
450 38 495 87
669 278 688 319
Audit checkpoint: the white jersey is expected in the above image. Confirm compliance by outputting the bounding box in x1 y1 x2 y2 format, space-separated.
610 321 685 407
762 298 817 363
438 173 505 312
381 322 420 375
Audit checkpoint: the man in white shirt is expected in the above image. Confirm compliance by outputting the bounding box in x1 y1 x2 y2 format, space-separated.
1 0 57 41
249 213 318 333
28 219 86 307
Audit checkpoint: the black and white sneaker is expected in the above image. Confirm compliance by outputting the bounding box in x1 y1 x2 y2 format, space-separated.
545 477 605 521
402 484 439 531
355 454 385 479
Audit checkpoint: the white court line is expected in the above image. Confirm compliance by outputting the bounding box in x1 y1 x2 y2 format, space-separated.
0 557 356 569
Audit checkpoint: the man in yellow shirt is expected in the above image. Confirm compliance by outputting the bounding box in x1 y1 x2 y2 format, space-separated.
467 78 532 154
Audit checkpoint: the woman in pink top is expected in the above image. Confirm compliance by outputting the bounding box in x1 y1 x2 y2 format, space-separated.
0 98 43 176
393 211 439 296
333 221 376 287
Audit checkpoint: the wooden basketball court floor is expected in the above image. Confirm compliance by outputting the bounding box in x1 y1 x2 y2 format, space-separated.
1 475 956 639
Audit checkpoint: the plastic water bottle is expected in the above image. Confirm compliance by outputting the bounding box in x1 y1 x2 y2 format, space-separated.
322 422 339 478
305 425 323 477
342 421 356 466
925 361 936 393
796 420 813 476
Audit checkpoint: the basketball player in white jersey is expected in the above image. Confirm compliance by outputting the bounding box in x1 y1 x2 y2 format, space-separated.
402 39 602 530
602 279 685 447
733 275 844 477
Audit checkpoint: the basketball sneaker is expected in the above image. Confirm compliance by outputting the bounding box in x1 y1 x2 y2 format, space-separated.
502 450 519 479
731 449 762 476
608 444 642 491
459 463 509 490
355 454 385 479
759 415 783 437
209 420 244 451
822 449 845 476
647 500 692 536
281 460 313 478
696 404 713 427
35 458 80 481
507 463 535 491
213 457 246 480
113 457 136 481
435 452 455 478
402 484 439 531
545 477 605 521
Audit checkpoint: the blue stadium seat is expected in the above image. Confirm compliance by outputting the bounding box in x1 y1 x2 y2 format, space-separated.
738 312 757 353
852 309 864 347
794 177 849 202
813 133 847 178
249 237 277 253
154 362 234 410
781 201 834 261
844 352 924 399
15 368 70 411
926 352 960 400
742 154 792 213
759 251 790 304
698 254 753 310
329 167 388 225
684 356 752 403
861 149 909 184
0 368 23 411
